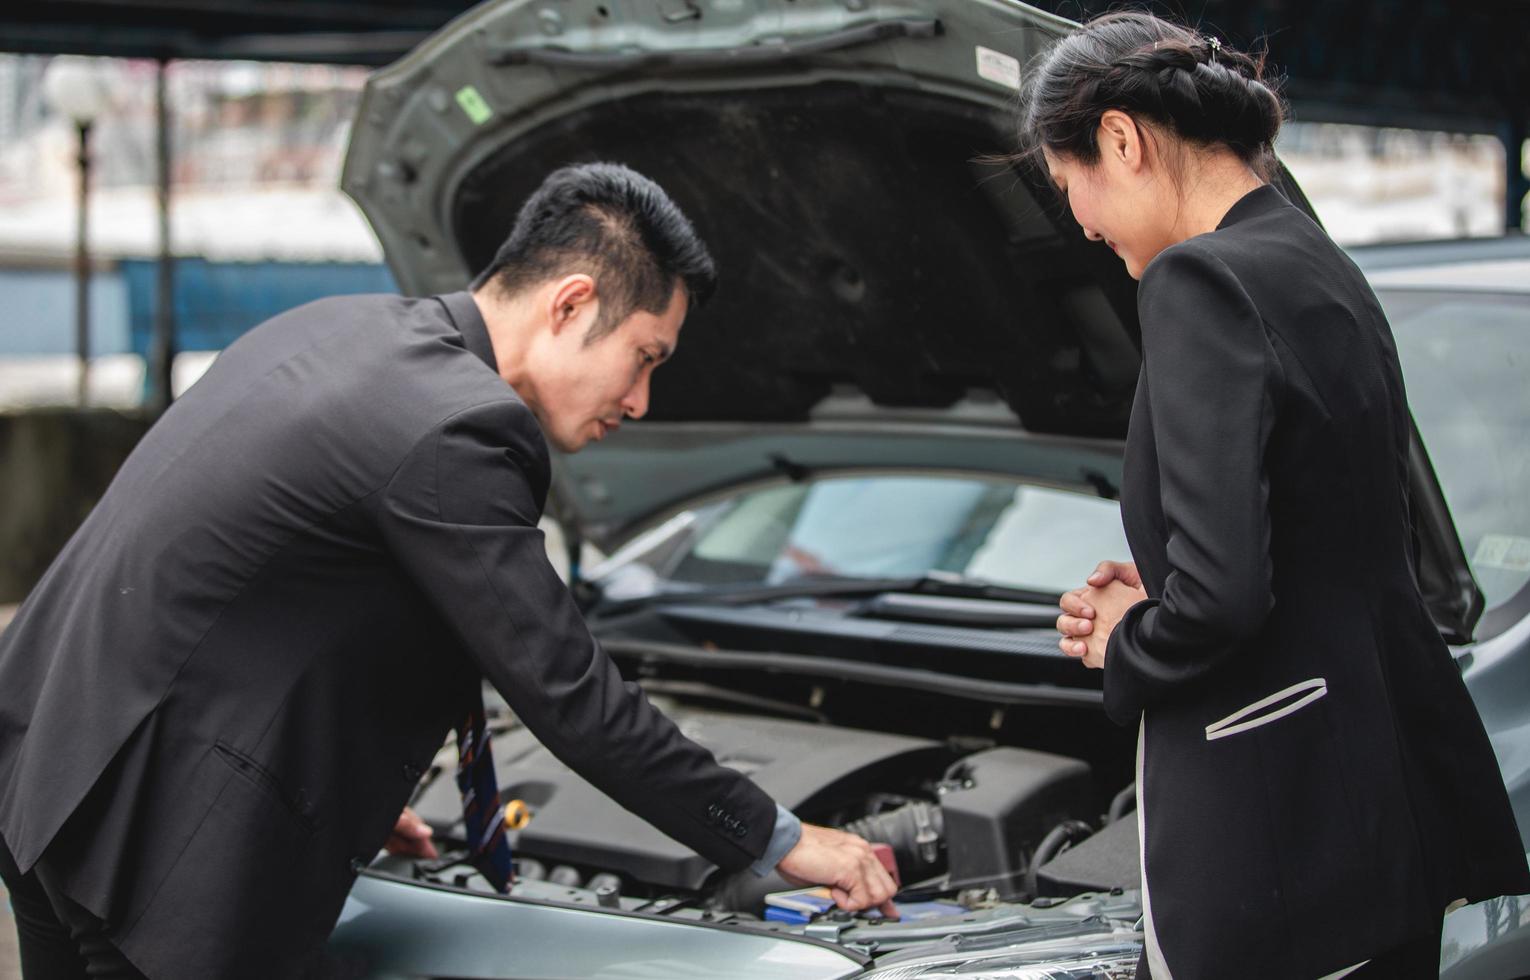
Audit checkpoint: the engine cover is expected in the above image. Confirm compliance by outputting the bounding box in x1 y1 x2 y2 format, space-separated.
412 708 947 890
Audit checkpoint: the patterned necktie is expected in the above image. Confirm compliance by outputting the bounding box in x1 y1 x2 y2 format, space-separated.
456 693 514 892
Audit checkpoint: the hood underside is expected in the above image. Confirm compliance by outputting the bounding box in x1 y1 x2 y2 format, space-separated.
446 82 1145 435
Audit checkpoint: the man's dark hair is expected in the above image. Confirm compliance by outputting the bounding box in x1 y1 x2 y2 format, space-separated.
471 162 717 343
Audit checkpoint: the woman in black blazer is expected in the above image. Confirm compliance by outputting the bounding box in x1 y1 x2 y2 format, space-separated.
1029 13 1530 979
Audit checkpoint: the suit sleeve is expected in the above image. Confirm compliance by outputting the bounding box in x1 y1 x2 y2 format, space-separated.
375 398 778 871
1103 242 1283 724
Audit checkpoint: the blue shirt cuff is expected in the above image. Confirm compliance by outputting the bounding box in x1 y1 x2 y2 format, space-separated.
749 804 802 877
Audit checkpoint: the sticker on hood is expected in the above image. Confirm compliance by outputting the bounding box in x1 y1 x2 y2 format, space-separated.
976 46 1021 90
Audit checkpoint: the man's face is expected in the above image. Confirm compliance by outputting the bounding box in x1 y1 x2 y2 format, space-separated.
532 283 686 453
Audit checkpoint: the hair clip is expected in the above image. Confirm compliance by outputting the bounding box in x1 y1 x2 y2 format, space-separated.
1207 36 1223 58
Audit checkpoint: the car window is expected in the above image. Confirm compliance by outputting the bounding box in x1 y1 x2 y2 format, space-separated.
1381 289 1530 613
655 475 1128 596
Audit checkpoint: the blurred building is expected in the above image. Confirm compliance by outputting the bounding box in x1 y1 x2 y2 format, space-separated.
0 55 377 261
0 51 1523 408
0 55 388 408
1279 122 1510 243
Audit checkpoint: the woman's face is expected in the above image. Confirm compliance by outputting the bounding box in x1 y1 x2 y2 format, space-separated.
1042 113 1177 280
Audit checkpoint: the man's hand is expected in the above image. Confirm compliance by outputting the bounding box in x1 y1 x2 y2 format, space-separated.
384 807 439 859
776 823 899 918
1057 560 1145 668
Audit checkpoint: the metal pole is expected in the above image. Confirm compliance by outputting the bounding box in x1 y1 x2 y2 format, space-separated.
149 58 176 414
1505 116 1528 234
74 121 91 406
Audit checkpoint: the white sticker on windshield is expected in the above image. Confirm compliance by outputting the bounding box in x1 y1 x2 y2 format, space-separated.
1473 534 1530 572
976 46 1021 91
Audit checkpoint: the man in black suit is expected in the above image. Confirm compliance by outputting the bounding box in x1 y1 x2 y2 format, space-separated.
0 162 897 980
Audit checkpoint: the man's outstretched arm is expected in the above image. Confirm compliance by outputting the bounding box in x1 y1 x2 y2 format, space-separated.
375 398 895 909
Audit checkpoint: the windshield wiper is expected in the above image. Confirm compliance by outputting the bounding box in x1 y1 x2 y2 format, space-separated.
592 572 1061 618
856 591 1060 628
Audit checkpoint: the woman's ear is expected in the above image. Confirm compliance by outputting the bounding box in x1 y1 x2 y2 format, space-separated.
1098 109 1147 172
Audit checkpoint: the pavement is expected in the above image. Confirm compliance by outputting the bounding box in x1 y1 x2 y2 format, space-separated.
1 605 18 980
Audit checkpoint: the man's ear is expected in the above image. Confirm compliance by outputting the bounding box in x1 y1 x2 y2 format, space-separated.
547 274 598 337
1098 109 1146 172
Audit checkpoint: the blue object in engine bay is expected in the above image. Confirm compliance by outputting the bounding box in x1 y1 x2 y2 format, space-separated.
763 906 812 925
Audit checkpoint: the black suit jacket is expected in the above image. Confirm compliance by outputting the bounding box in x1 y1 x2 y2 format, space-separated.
0 291 778 979
1106 185 1530 979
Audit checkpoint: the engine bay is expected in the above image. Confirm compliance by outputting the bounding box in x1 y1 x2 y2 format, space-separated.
393 689 1144 956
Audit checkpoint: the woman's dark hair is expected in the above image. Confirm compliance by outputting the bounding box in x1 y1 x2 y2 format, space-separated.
472 161 716 343
1018 11 1287 180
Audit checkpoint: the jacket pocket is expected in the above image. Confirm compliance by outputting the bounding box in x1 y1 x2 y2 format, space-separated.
1205 678 1328 741
212 740 318 833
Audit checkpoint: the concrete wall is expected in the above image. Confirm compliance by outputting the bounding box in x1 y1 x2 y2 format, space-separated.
0 408 149 603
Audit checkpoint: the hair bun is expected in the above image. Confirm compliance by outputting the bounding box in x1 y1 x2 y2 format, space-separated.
1118 41 1282 153
1190 58 1283 151
1175 59 1283 151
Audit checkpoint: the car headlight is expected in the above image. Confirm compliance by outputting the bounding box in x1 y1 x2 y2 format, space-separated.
859 933 1141 980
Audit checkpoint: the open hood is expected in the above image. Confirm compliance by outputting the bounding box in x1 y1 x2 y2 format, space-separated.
341 0 1482 640
342 0 1145 432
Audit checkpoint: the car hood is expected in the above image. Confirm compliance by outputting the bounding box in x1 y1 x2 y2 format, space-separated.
341 0 1483 640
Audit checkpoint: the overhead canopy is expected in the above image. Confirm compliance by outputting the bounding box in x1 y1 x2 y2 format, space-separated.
0 0 475 66
3 0 1526 136
1028 0 1530 137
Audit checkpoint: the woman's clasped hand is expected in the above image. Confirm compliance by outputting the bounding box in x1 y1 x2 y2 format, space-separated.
1055 560 1146 669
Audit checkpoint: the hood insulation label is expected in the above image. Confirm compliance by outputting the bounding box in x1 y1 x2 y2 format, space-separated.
976 46 1021 90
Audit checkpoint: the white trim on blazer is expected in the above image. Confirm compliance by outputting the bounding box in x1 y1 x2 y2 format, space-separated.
1138 714 1175 979
1205 678 1329 741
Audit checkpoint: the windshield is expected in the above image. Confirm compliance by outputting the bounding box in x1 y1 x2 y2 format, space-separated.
592 475 1129 600
592 289 1528 622
1382 288 1530 615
